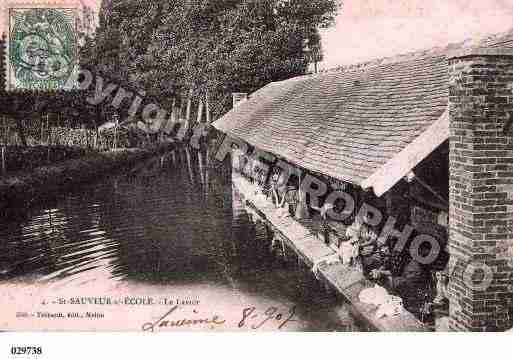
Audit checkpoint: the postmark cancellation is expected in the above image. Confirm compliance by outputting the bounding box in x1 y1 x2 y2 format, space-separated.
2 0 81 91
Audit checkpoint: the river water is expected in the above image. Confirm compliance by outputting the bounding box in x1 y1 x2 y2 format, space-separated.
0 148 357 331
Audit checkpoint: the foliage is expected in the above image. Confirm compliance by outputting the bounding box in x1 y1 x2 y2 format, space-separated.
0 0 340 145
95 0 340 119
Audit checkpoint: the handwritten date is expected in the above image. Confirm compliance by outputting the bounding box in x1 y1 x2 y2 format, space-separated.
238 306 298 330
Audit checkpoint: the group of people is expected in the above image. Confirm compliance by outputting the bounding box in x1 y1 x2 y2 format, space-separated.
237 155 444 321
239 158 298 214
342 214 438 319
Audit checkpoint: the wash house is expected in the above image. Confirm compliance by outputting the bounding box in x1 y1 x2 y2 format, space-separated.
213 30 513 332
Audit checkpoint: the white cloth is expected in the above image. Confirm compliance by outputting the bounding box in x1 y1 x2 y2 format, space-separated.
359 284 389 306
358 285 404 319
375 296 403 319
311 254 341 279
339 240 359 265
345 225 359 239
339 241 352 265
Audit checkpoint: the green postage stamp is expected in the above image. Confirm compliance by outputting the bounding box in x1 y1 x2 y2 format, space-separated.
5 3 78 91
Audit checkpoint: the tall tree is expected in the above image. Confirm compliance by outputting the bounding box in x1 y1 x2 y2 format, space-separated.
90 0 340 124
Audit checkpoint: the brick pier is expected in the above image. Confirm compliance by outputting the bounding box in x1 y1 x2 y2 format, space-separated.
448 47 513 331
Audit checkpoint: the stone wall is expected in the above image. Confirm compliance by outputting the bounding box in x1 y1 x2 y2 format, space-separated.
448 48 513 331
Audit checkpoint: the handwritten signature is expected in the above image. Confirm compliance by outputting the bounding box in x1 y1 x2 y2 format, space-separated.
142 306 225 332
142 305 298 332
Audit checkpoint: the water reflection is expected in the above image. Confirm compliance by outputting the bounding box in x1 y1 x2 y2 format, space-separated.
0 146 357 331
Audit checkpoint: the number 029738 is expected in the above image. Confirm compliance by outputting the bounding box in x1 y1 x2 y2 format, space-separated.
10 346 43 356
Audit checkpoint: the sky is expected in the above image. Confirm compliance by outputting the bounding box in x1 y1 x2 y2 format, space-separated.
320 0 513 67
2 0 513 68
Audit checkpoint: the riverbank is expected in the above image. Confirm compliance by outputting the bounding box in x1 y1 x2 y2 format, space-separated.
0 143 174 218
0 145 88 174
232 172 428 332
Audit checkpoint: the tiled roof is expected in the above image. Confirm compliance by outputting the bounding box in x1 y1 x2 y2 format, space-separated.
213 27 513 188
214 52 449 187
477 28 513 49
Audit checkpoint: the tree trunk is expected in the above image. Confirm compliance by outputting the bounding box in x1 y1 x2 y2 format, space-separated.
185 90 193 130
179 98 185 121
206 92 211 124
171 97 177 123
197 99 204 124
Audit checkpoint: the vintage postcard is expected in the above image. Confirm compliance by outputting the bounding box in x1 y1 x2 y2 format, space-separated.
1 0 513 339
